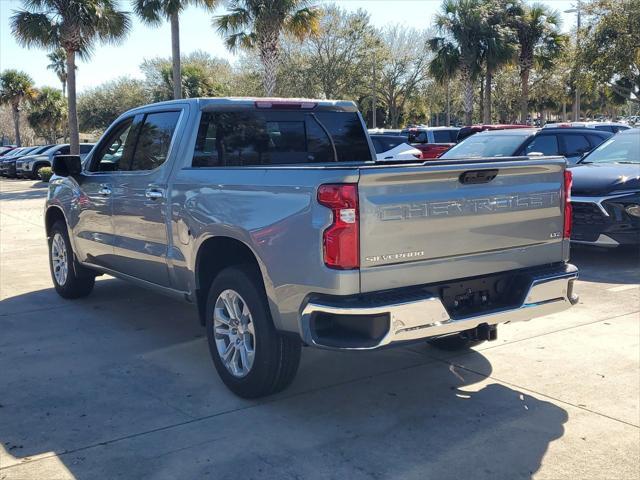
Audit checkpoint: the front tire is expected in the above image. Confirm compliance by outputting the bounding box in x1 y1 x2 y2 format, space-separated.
48 221 95 299
205 265 301 398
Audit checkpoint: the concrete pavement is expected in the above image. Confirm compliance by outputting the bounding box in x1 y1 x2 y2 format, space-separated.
1 178 638 479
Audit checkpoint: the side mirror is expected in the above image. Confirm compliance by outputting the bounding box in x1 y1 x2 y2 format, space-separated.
52 155 82 177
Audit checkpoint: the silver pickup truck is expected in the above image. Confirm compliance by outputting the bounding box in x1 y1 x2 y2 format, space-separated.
46 98 578 398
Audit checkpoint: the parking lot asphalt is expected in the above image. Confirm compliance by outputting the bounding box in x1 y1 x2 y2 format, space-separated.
0 178 639 480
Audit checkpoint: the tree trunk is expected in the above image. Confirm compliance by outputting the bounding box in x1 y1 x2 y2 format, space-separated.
170 12 182 100
478 74 484 123
12 104 21 147
259 32 279 96
62 79 66 98
520 68 530 124
483 68 493 124
66 49 80 155
461 66 474 126
445 79 451 127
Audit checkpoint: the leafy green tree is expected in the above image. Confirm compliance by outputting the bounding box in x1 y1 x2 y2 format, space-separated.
133 0 218 100
47 48 69 98
0 69 36 146
433 0 486 125
300 6 381 99
428 38 459 126
11 0 131 154
78 77 150 133
479 1 518 123
377 27 430 128
512 2 566 123
141 51 234 101
28 87 67 143
214 0 320 96
579 0 640 104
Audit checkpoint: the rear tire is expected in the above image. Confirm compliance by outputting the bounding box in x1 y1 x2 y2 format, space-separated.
48 221 95 299
205 265 301 398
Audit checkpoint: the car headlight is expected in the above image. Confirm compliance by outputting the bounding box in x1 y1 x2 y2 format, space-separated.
625 204 640 217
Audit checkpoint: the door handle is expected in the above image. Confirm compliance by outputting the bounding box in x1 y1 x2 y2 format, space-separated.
98 184 111 196
145 188 163 200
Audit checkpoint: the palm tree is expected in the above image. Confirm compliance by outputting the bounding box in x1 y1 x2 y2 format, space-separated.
434 0 486 125
512 3 566 123
428 38 459 126
133 0 218 100
480 4 517 124
11 0 130 154
215 0 320 96
0 69 36 147
47 48 68 98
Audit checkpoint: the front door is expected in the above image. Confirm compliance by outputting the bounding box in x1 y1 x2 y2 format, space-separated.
73 116 138 268
110 109 183 287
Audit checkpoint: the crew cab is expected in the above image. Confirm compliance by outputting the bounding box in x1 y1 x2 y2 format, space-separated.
46 98 578 398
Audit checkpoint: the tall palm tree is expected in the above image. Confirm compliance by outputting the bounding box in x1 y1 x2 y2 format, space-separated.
133 0 218 100
428 38 459 126
11 0 131 154
215 0 320 96
47 48 68 98
434 0 486 125
0 69 37 147
480 4 518 124
512 3 566 123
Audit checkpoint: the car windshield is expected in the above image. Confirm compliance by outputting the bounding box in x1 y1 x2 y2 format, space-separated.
439 133 530 159
581 133 640 164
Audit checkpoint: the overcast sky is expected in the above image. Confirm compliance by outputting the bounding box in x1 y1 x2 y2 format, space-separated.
0 0 577 93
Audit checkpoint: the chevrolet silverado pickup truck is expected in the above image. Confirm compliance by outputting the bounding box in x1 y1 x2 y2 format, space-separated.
46 98 578 398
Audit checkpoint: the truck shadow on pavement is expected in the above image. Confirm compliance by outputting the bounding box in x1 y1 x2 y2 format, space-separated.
0 278 568 479
570 245 640 284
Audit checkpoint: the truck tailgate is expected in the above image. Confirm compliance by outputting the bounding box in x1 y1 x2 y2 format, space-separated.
358 157 568 292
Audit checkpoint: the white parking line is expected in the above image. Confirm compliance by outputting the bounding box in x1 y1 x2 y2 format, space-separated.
607 284 639 292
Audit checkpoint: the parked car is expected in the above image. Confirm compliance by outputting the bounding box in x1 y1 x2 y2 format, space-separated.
0 146 42 177
0 146 17 156
46 97 578 398
399 126 460 159
369 134 422 161
440 127 613 164
456 124 531 143
16 143 94 179
569 129 639 247
543 121 632 134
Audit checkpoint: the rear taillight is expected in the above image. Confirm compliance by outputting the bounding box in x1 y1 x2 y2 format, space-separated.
563 170 573 239
317 184 359 269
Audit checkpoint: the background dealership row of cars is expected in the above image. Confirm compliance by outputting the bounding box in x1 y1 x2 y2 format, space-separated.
1 120 637 248
0 143 94 178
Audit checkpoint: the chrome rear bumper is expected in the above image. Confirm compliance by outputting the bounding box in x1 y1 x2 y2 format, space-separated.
300 264 578 350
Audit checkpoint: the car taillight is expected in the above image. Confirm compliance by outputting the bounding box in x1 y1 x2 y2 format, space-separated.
563 170 573 239
317 184 359 269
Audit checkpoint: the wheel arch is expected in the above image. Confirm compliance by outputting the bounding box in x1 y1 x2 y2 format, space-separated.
194 235 281 328
45 206 67 238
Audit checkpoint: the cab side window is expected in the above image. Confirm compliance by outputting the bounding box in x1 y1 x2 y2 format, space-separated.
129 111 181 171
88 118 136 172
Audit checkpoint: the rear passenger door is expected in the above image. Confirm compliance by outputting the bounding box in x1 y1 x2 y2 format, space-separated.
110 109 183 286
